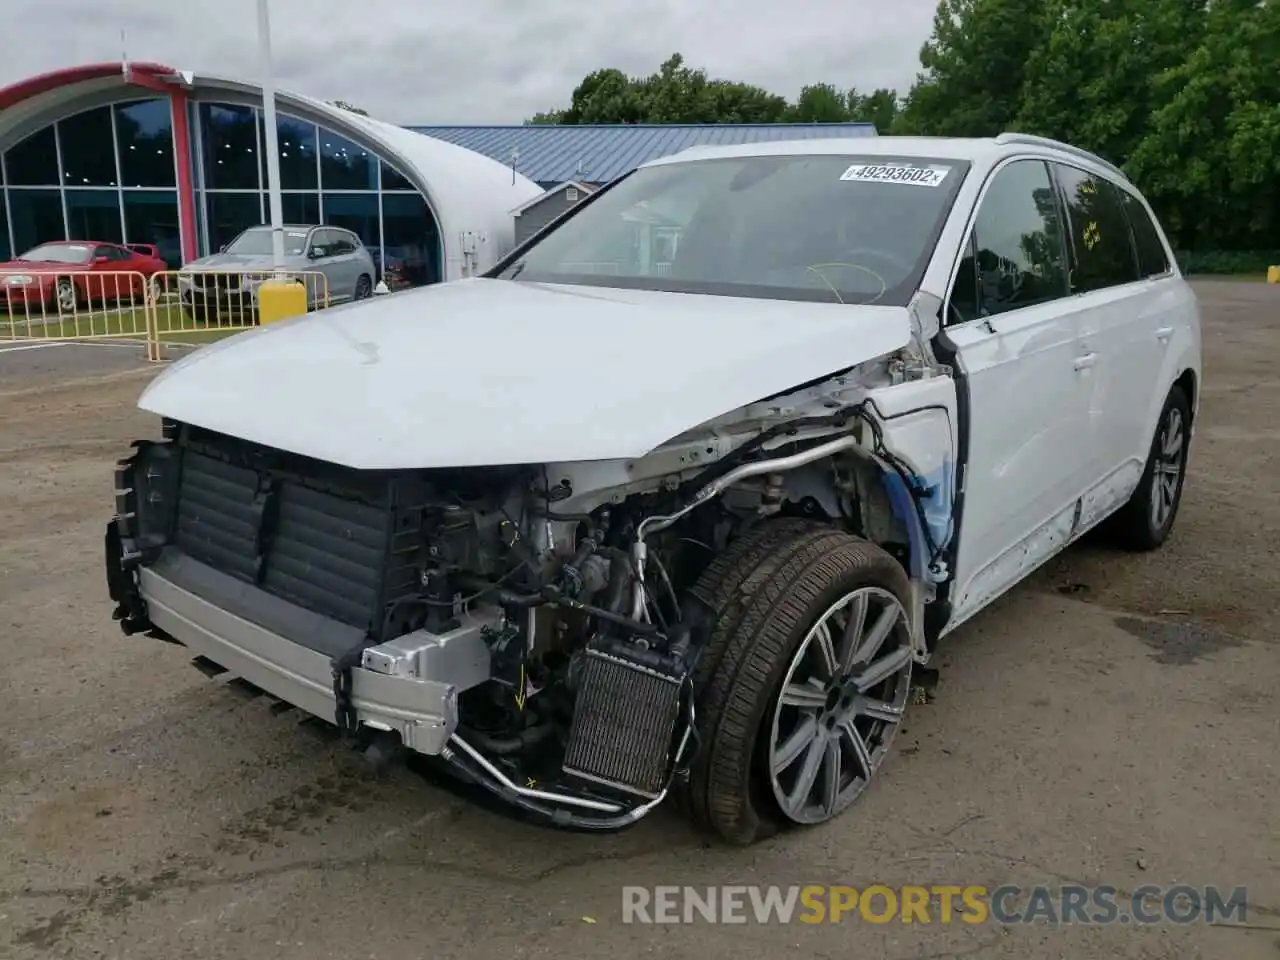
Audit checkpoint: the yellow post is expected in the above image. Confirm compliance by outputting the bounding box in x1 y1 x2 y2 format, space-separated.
144 285 164 363
1267 265 1280 284
258 278 308 325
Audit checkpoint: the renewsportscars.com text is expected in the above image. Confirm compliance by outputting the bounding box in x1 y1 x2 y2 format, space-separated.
621 884 1249 926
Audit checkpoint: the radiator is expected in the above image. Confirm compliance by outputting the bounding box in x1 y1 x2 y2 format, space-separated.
562 648 685 799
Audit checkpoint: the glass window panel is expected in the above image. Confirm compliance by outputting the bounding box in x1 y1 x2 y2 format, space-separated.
271 115 318 190
115 99 175 188
199 103 261 190
951 159 1068 322
282 192 320 224
318 129 376 190
1120 190 1171 279
5 127 59 186
1054 164 1139 293
65 190 123 242
381 161 412 191
0 194 9 260
381 192 441 287
205 191 262 251
123 190 181 267
322 192 379 248
57 107 118 186
7 189 65 251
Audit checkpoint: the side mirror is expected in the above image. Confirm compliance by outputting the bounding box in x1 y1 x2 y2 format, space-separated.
219 244 228 253
308 246 326 259
94 255 110 264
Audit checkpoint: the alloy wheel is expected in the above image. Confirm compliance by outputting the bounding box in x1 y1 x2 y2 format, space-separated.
1151 406 1185 531
57 281 76 312
767 586 913 825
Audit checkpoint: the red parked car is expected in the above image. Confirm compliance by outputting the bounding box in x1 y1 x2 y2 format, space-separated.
0 240 168 314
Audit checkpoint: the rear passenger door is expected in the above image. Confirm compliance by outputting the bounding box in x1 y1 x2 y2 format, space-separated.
1050 163 1164 524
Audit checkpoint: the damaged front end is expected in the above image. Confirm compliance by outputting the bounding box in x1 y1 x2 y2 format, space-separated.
106 362 957 831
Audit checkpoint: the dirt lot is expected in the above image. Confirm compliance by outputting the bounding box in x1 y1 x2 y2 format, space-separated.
1 282 1277 960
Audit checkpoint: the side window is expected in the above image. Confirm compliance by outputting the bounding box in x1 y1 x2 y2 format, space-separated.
949 159 1068 323
1053 164 1139 292
309 228 333 258
1120 191 1171 278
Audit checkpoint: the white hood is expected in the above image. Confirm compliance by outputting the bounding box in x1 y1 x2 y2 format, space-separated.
139 279 911 469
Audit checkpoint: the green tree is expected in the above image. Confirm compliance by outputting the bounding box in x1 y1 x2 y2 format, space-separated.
849 89 900 133
895 0 1049 136
789 83 854 122
1123 0 1280 250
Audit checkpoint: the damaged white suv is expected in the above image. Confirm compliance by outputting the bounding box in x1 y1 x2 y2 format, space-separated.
106 133 1200 844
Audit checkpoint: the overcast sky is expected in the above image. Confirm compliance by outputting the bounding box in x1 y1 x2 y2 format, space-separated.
3 0 938 124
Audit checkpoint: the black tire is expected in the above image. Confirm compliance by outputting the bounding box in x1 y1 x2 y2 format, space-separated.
1104 384 1191 551
684 526 913 845
354 274 373 300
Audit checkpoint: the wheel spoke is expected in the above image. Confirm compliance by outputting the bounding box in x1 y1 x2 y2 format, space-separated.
773 715 819 774
852 645 913 693
853 694 905 723
849 602 899 670
1163 430 1183 459
1161 474 1177 508
837 592 869 672
812 621 839 680
837 717 873 778
780 682 828 711
786 732 827 811
820 736 842 814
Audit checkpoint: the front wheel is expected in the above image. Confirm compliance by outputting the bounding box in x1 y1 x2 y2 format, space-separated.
685 526 915 845
354 274 373 300
54 278 79 313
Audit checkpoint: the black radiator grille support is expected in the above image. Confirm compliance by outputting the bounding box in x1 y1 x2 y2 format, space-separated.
169 426 426 634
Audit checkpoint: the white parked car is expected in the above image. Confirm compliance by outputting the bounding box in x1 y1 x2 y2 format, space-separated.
106 133 1200 845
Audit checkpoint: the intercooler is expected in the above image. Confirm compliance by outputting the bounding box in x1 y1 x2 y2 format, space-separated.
562 647 686 799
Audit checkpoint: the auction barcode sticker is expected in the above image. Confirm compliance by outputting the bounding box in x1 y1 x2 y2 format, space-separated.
839 164 950 187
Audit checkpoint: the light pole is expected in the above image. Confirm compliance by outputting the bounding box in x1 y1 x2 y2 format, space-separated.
256 0 286 276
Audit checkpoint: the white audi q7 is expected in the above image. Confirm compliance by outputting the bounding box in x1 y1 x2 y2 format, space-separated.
106 133 1200 845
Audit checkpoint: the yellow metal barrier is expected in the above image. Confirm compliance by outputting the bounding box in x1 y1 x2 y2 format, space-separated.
1267 265 1280 284
143 269 330 361
1 269 154 342
1 267 331 361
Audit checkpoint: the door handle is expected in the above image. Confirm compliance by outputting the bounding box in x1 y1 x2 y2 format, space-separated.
1156 326 1174 342
1073 352 1098 371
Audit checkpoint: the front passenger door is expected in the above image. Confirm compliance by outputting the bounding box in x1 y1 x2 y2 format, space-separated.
942 158 1091 632
306 228 339 307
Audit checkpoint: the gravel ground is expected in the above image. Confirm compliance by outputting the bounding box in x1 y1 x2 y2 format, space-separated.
0 282 1276 960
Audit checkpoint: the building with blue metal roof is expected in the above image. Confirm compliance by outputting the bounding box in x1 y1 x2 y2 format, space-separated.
407 123 879 189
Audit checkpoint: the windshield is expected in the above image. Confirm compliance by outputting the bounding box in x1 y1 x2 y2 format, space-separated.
225 227 309 257
496 154 969 305
17 243 94 264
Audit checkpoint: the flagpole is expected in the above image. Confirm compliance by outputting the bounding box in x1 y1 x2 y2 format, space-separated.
256 0 286 276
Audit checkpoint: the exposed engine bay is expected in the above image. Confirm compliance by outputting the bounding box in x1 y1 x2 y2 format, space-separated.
107 360 957 833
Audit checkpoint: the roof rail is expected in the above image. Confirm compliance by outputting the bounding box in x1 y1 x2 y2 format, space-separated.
994 132 1129 182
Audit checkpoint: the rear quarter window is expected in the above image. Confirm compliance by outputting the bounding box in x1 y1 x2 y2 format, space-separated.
1120 191 1171 278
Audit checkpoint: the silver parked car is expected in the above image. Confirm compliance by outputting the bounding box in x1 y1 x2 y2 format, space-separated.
178 224 377 323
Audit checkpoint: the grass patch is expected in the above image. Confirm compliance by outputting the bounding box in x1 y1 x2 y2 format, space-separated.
2 301 252 345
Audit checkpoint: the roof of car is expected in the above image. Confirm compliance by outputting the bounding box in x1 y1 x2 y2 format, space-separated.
641 134 1129 182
